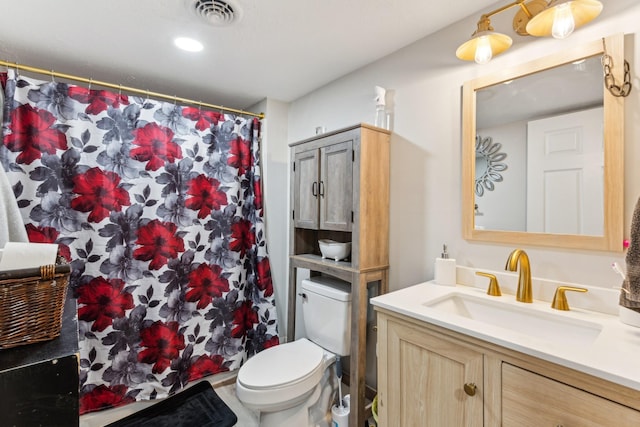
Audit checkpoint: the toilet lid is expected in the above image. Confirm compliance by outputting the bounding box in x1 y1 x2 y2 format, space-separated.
238 339 324 390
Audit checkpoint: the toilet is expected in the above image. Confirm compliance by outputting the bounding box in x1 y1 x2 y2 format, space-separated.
236 276 351 427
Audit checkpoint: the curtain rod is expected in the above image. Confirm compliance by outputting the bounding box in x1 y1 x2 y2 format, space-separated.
0 60 265 119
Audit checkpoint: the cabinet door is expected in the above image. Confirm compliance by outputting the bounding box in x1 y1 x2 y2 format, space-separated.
502 363 640 426
379 316 484 427
319 140 353 231
293 149 320 229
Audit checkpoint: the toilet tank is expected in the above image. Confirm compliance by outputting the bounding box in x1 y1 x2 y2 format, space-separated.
301 276 351 356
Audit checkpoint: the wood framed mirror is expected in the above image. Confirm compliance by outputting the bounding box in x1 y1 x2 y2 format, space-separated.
462 33 625 251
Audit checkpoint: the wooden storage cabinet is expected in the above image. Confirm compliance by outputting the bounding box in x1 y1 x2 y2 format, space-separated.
293 140 353 231
376 309 640 427
288 124 390 427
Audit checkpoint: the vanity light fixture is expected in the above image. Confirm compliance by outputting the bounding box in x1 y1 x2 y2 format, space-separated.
456 0 603 64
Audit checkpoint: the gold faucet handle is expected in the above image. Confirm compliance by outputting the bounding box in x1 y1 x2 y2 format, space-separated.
551 286 588 311
476 272 501 296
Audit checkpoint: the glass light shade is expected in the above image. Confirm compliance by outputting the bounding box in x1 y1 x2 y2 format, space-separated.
456 31 513 63
551 3 576 38
526 0 603 37
475 36 493 64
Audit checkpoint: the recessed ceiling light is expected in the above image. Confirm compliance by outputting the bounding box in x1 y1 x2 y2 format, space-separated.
174 37 203 52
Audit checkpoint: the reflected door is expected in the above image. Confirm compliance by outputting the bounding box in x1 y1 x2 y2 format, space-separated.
526 107 603 235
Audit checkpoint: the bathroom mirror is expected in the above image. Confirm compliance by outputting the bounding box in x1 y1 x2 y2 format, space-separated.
462 34 624 251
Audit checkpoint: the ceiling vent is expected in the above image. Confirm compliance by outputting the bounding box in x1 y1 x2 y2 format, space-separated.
188 0 243 26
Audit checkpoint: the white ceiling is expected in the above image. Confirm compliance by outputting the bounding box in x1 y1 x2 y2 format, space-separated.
0 0 500 111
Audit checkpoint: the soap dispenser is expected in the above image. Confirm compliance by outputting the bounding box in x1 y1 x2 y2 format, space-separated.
434 244 456 286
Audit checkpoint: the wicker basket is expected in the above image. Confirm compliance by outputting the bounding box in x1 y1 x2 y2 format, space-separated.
0 264 71 349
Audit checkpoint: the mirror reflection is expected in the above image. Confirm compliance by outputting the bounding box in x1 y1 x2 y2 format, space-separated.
475 135 507 198
475 56 603 234
462 34 624 251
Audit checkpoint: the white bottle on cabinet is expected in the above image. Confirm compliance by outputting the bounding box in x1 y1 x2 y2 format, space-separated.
434 244 456 286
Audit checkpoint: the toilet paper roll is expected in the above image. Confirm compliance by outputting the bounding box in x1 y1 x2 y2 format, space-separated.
0 242 58 271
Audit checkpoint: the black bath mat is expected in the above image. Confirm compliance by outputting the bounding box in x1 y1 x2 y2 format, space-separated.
105 381 237 427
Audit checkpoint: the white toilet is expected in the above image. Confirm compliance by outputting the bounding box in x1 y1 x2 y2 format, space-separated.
236 276 351 427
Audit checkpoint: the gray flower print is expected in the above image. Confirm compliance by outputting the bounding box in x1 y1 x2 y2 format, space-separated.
97 141 139 179
102 350 150 386
27 82 76 121
30 191 82 232
154 103 190 135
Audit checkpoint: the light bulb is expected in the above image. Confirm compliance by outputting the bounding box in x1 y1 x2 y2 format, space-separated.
474 36 493 64
551 3 575 39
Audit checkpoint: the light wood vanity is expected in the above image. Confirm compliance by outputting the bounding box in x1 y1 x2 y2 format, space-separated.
373 281 640 427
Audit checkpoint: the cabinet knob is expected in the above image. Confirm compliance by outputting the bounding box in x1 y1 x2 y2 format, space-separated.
463 382 477 396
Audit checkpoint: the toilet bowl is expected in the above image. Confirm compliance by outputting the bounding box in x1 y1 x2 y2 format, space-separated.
236 276 352 427
236 338 336 427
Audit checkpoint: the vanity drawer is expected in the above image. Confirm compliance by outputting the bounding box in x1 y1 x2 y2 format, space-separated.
502 363 640 426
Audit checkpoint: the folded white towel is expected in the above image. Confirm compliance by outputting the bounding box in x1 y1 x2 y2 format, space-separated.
0 164 28 247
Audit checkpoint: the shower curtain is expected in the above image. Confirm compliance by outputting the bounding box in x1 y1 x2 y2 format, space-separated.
0 70 279 414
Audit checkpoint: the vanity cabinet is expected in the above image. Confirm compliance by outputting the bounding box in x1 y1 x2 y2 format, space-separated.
376 309 640 427
502 363 640 426
293 140 352 231
288 124 390 427
378 315 483 426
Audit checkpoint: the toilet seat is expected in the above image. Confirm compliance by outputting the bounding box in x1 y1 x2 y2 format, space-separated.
238 338 324 390
236 338 329 410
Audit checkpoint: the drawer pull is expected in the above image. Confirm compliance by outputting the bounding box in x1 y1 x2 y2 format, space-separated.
463 382 477 396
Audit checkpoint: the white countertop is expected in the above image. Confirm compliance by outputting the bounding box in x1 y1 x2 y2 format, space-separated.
371 280 640 392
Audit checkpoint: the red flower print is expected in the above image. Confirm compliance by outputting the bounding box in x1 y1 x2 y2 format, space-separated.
138 321 185 374
253 178 262 210
79 384 135 415
185 263 230 309
130 122 182 171
25 223 58 242
133 219 185 270
229 219 254 258
4 104 67 164
77 277 134 332
181 107 223 131
185 174 228 219
188 355 229 382
70 167 131 223
231 300 259 338
25 223 71 262
227 137 252 176
68 86 129 115
256 257 273 297
264 335 280 349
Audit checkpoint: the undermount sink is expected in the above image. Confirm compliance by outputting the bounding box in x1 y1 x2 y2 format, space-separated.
423 292 603 346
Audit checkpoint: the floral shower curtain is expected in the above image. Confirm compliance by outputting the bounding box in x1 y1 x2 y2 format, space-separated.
0 70 279 414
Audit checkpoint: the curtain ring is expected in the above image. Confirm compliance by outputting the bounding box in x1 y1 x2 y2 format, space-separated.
173 95 177 106
118 84 123 96
145 89 150 103
88 77 92 91
50 70 55 83
13 61 19 77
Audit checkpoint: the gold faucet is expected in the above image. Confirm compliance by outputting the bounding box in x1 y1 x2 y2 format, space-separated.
505 249 532 303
